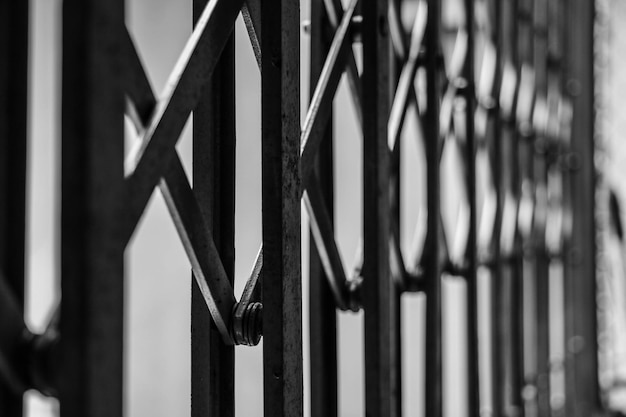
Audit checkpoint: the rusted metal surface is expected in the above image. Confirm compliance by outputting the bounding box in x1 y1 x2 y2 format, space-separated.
260 0 302 414
191 0 236 412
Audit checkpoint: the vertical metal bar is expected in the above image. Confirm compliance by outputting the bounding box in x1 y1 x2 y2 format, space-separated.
424 0 442 416
309 0 338 415
463 0 480 415
563 0 599 415
0 0 28 414
546 3 565 415
261 0 302 414
533 1 550 414
500 0 523 413
308 141 338 416
512 260 524 417
393 276 402 417
534 227 550 417
191 0 236 414
533 152 550 404
362 0 395 415
60 0 125 416
495 0 516 413
489 1 504 414
515 1 535 414
392 126 402 416
535 252 550 417
500 266 517 414
390 2 402 413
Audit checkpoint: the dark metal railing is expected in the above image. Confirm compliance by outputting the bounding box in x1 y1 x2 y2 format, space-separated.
0 0 601 416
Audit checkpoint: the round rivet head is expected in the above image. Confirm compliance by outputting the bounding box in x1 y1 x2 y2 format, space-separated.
234 302 262 346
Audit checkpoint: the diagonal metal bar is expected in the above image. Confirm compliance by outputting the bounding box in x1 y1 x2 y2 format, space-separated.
122 0 242 240
241 248 263 306
387 0 428 164
322 0 363 126
387 1 427 154
241 0 261 69
159 156 236 344
124 135 235 344
304 175 350 310
301 0 359 194
387 0 407 60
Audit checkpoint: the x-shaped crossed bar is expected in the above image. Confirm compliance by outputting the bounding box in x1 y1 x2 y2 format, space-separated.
298 0 432 306
121 0 299 345
122 0 244 344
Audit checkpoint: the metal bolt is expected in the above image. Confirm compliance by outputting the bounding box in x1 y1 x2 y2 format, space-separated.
232 302 263 346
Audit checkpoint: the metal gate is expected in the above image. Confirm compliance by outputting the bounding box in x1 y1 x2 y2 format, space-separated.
0 0 601 416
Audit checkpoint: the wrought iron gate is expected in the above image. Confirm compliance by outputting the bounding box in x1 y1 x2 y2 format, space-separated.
0 0 601 416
